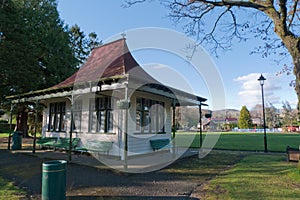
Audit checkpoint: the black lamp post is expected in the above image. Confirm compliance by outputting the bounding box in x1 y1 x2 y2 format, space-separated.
198 103 208 148
258 74 268 152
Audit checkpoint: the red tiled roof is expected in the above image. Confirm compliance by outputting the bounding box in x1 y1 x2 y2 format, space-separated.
6 38 207 103
52 38 154 89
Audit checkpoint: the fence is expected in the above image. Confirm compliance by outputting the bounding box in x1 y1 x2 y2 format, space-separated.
232 128 283 133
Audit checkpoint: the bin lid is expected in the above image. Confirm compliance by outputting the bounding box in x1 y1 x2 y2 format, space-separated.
42 160 67 171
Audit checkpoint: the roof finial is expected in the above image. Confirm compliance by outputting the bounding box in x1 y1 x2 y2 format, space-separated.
121 32 126 39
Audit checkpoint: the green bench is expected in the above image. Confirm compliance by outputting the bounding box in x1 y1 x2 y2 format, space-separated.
36 137 81 151
36 137 57 148
75 141 113 154
150 139 171 151
52 138 81 150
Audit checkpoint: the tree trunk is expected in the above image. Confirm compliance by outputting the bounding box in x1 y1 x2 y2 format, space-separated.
16 104 28 137
283 38 300 117
293 55 300 117
272 22 300 116
263 6 300 115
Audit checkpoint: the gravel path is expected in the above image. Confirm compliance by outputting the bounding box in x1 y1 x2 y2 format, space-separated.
0 148 200 200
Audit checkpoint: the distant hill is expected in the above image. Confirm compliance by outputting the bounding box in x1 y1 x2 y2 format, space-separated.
212 109 240 119
176 107 239 129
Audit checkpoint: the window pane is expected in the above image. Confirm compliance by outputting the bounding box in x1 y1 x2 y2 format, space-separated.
107 110 113 132
61 114 66 131
150 104 157 132
136 111 141 131
143 112 150 132
55 113 61 131
50 114 55 131
73 100 82 131
136 98 142 110
98 111 105 133
89 111 97 132
73 113 81 131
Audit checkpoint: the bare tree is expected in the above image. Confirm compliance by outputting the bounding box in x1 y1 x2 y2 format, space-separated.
124 0 300 113
282 100 298 126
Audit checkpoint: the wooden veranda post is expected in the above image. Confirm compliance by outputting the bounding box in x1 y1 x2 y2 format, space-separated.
32 100 39 154
7 103 14 150
172 103 176 158
199 104 203 148
124 84 129 170
68 94 74 161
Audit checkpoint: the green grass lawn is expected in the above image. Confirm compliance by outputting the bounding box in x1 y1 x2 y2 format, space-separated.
199 154 300 199
175 132 300 152
0 132 41 138
0 176 26 200
0 133 9 138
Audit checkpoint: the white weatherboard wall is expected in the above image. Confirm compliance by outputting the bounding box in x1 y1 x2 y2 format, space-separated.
40 90 174 157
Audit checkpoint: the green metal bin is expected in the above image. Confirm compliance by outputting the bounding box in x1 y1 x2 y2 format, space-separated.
42 160 67 200
11 131 22 150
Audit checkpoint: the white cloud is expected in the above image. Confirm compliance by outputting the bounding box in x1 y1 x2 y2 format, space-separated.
145 63 169 69
234 73 283 109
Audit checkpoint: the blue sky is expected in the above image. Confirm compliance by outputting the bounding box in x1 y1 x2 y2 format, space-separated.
57 0 297 110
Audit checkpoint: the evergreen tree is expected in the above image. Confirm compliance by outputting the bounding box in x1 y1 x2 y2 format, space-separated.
69 24 102 65
0 0 101 136
0 0 101 105
238 106 253 129
0 0 77 103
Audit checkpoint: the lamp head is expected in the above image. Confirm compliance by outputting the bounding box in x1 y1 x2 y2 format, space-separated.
258 74 266 86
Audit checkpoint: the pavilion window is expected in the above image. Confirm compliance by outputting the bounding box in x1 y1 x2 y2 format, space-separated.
72 99 82 132
136 98 165 134
48 102 66 132
89 97 114 133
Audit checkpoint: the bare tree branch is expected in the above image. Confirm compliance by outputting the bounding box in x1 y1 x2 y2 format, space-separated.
191 0 269 10
288 0 299 29
279 0 288 32
122 0 148 8
124 0 300 111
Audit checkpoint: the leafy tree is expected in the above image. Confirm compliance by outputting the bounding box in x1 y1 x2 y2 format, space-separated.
125 0 300 114
238 105 253 129
281 100 298 126
265 103 281 128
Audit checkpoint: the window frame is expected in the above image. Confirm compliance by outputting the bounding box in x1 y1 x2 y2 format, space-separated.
136 97 165 134
72 99 83 132
48 102 66 132
89 97 114 133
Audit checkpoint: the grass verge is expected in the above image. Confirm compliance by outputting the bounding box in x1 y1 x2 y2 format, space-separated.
0 175 26 200
164 151 243 182
0 133 9 138
197 154 300 200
